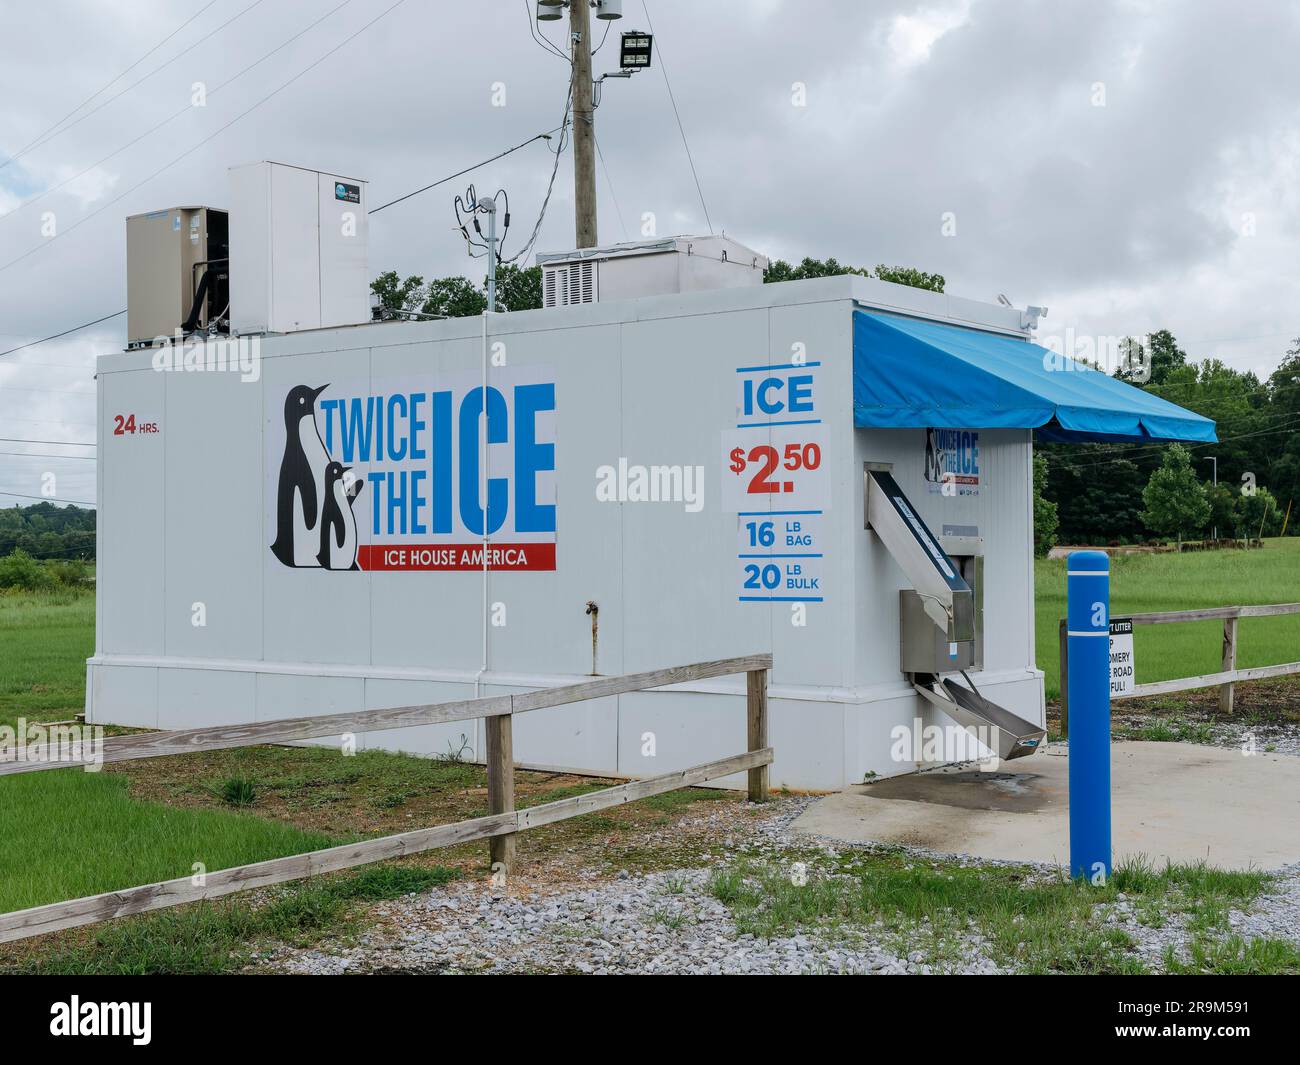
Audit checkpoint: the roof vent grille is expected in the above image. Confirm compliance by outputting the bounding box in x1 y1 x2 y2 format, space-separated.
542 259 598 308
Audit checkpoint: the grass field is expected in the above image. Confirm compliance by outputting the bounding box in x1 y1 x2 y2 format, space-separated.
0 769 335 913
0 586 345 918
1036 538 1300 701
0 590 93 725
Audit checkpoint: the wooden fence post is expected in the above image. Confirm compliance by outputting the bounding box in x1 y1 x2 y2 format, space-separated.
746 668 769 802
1058 618 1069 738
486 713 516 873
1219 614 1238 715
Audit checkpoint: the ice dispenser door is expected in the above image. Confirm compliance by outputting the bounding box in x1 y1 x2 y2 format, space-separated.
865 468 971 632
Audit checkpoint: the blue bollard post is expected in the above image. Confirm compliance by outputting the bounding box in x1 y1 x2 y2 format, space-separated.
1067 550 1112 883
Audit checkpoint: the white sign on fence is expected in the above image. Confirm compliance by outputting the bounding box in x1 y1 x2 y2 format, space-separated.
1109 618 1135 697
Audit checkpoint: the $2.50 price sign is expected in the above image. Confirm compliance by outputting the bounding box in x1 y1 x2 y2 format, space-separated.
727 440 822 493
720 423 828 512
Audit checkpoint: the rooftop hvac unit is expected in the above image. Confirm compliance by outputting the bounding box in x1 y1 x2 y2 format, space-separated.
125 206 228 345
542 259 598 307
229 161 369 336
538 235 768 309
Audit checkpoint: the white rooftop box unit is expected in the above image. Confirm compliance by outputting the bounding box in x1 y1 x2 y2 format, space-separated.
229 161 369 335
537 235 768 308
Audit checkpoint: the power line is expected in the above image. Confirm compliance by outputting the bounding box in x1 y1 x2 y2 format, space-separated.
640 0 713 235
0 384 96 398
593 130 628 242
0 0 410 276
0 311 125 358
0 361 98 370
2 0 351 222
1037 383 1300 468
0 490 95 506
503 87 572 264
1045 414 1300 472
0 436 95 448
0 0 229 171
7 415 97 429
1044 412 1300 469
0 450 97 461
369 129 560 215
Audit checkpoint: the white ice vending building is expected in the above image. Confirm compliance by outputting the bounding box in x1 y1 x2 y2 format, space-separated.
92 174 1216 790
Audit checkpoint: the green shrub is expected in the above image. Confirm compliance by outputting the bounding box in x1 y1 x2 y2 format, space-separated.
259 884 345 935
0 549 55 591
47 558 90 586
216 775 258 807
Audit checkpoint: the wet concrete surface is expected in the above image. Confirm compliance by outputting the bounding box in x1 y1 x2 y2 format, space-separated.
794 742 1300 870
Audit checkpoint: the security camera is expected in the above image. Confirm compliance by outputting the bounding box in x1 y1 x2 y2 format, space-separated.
1022 305 1048 330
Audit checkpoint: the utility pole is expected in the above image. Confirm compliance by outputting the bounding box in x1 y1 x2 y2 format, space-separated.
536 2 647 248
570 0 598 248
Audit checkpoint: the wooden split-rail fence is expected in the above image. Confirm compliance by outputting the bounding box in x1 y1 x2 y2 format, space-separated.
0 653 773 944
1058 603 1300 734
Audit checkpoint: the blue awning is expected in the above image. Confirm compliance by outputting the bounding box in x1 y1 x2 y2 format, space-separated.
852 310 1217 444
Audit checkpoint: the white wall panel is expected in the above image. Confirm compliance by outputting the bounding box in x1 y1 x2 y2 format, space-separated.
163 365 263 660
98 367 166 656
157 667 257 730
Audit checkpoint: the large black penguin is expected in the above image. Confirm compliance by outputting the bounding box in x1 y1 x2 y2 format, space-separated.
270 383 331 567
317 461 362 571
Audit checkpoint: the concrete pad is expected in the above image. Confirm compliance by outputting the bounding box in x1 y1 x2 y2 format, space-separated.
792 742 1300 871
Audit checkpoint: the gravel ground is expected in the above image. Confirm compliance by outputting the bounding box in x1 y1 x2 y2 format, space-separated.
253 766 1300 975
260 868 1001 975
1159 715 1299 757
257 799 1004 975
1097 861 1300 970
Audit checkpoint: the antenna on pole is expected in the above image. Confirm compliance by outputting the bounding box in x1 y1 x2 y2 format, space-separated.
454 184 510 312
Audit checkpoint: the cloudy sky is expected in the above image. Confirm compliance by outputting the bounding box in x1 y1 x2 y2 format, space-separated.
1 0 1297 508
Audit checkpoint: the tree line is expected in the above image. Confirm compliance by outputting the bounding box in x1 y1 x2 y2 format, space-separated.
1038 330 1298 545
368 255 946 318
0 502 96 559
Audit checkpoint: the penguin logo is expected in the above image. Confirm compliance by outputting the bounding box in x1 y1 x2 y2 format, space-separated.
271 383 337 568
318 461 363 571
